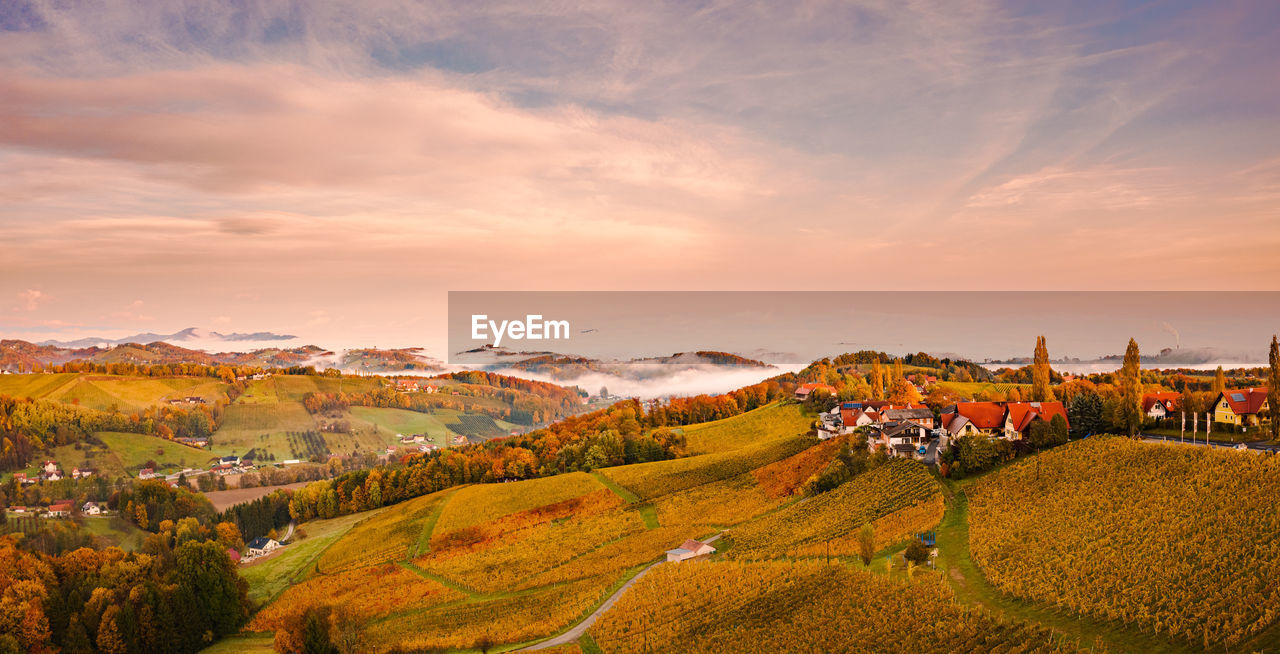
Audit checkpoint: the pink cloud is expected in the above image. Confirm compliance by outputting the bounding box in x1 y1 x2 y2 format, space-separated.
17 289 45 311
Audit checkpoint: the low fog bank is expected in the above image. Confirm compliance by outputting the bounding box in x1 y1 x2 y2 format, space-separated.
487 364 805 400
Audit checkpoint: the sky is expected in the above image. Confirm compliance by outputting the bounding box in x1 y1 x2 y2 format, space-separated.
2 0 1278 355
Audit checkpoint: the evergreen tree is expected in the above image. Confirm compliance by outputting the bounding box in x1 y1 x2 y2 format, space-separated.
1120 338 1143 437
1068 389 1103 437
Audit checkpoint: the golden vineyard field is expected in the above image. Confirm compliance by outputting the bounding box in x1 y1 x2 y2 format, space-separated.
968 437 1280 649
249 563 464 632
728 458 943 558
432 471 606 534
315 487 453 573
678 401 812 454
589 560 1083 653
599 433 811 500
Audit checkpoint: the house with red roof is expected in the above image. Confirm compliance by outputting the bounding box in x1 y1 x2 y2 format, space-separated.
45 502 72 518
1143 392 1182 419
1212 388 1269 426
794 383 837 401
941 401 1069 440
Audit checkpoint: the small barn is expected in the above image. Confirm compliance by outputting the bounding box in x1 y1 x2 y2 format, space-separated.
666 538 715 563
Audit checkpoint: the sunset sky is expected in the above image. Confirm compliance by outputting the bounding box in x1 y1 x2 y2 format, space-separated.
2 1 1278 352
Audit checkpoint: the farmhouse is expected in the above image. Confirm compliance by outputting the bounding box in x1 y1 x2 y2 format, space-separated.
666 538 716 562
880 407 936 429
71 467 95 480
246 537 281 557
1143 392 1182 419
45 502 72 518
941 401 1069 440
876 420 934 459
395 378 436 393
839 403 879 430
1212 388 1270 426
794 383 837 401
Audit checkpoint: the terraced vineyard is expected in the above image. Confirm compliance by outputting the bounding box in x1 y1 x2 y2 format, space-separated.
590 560 1083 653
431 471 608 535
678 401 812 454
600 434 811 500
417 507 645 593
447 413 506 438
751 431 854 498
248 402 823 651
728 458 944 558
316 488 455 573
653 472 780 528
362 573 619 651
968 437 1280 649
249 563 465 632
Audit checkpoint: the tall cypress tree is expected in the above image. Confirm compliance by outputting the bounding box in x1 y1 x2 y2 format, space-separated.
1032 335 1054 402
870 359 884 400
1268 335 1279 441
1213 365 1226 394
1120 338 1143 437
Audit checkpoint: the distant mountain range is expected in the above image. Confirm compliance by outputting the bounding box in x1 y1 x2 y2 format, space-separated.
38 327 296 348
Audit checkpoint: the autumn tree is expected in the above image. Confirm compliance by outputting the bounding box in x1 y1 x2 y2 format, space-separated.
1213 366 1226 394
870 360 884 400
1269 335 1279 441
1119 338 1144 437
1031 336 1054 402
858 523 875 566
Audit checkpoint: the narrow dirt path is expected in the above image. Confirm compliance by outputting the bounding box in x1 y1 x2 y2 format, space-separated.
522 534 722 651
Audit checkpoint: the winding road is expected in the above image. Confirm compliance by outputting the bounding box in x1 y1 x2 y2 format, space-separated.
522 534 722 651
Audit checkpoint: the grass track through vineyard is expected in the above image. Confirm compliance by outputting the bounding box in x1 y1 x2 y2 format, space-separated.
935 485 1197 654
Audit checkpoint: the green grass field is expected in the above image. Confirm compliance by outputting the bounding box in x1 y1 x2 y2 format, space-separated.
212 402 320 458
47 431 213 478
240 509 382 605
199 634 275 654
78 514 149 550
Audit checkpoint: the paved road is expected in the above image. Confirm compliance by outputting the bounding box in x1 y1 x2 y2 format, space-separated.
1141 433 1279 453
523 534 722 650
279 521 296 542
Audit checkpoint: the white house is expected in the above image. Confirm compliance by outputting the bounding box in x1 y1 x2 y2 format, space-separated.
82 501 107 515
666 538 716 562
246 537 281 557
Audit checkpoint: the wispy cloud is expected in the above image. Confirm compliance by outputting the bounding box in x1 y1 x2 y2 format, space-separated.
0 0 1277 346
17 289 45 311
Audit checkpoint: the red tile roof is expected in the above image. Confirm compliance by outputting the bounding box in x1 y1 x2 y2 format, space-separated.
952 402 1008 430
1219 388 1269 415
796 383 837 395
1142 392 1181 414
1006 401 1069 431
